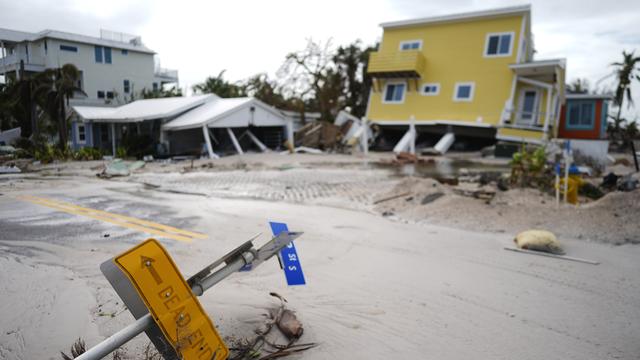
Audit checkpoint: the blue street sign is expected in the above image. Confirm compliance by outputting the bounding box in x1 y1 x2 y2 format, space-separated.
269 221 306 286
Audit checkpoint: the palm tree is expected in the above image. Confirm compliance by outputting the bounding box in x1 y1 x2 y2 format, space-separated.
34 64 84 150
611 51 640 126
192 70 246 98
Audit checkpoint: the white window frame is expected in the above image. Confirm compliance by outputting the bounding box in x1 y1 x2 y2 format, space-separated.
76 123 86 144
453 82 475 102
420 83 440 96
399 39 423 51
383 81 407 104
483 31 515 58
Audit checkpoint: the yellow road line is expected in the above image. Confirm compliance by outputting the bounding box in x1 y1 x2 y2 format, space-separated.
21 195 208 239
17 195 207 243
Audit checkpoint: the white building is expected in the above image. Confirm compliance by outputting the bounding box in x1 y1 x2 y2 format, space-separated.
0 28 178 105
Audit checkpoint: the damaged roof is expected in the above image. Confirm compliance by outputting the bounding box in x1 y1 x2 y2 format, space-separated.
72 94 216 123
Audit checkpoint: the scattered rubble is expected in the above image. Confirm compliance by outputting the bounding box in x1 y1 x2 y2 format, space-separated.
96 160 145 178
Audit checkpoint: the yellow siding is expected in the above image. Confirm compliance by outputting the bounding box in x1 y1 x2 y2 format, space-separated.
497 127 544 140
368 15 524 126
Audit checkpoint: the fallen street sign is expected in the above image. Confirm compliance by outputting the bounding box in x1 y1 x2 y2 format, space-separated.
105 239 228 360
269 222 306 286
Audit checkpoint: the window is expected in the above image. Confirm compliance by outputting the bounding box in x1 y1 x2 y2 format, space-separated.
97 91 105 99
95 46 103 63
121 49 128 55
77 123 86 143
123 79 130 93
106 91 114 99
399 40 422 51
420 83 440 96
104 47 112 64
566 101 595 129
453 82 475 102
95 46 112 63
153 82 159 91
484 32 514 57
383 82 406 103
60 44 78 52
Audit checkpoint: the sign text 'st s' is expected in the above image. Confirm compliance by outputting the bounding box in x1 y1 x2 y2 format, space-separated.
269 221 306 286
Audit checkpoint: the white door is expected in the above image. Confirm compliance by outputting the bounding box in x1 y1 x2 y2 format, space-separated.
517 88 540 126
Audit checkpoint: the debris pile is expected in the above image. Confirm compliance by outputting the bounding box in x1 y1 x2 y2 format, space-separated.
294 121 341 151
228 293 317 360
96 159 145 178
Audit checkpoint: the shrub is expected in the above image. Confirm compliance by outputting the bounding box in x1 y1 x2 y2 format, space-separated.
510 145 552 190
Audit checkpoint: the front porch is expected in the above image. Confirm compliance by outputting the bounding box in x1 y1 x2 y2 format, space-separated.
497 59 566 144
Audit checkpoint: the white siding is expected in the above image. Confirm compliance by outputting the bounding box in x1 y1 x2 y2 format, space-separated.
45 39 155 103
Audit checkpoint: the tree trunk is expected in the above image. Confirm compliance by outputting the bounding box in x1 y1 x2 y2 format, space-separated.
58 96 67 150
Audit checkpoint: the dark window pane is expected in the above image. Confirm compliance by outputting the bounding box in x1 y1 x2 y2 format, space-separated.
121 49 128 55
411 42 419 49
457 85 471 99
580 103 594 125
124 79 130 93
385 84 396 101
394 84 405 101
499 34 511 54
97 91 105 99
106 91 114 99
401 43 410 50
95 46 103 63
487 36 499 55
104 47 112 64
568 104 580 125
522 91 537 117
60 45 78 52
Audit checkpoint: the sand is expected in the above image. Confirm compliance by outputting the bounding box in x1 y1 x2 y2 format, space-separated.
0 153 639 359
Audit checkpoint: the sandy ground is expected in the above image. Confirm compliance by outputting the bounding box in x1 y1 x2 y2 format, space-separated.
1 154 639 359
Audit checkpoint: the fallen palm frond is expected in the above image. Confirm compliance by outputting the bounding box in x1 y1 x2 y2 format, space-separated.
229 292 318 360
60 338 86 359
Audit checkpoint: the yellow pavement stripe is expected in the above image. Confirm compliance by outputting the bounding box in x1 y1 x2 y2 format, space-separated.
17 195 205 243
18 196 195 243
20 195 208 239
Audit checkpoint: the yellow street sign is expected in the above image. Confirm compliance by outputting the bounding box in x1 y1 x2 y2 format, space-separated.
114 239 228 360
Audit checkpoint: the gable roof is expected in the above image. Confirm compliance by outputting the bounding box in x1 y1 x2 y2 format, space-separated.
380 5 531 29
73 94 216 123
162 97 288 131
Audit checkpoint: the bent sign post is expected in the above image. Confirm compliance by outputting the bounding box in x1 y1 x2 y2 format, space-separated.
79 229 302 360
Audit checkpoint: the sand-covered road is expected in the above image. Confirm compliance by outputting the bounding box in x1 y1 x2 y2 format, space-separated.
0 175 639 359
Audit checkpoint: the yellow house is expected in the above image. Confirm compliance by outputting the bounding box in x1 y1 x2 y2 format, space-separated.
366 5 566 148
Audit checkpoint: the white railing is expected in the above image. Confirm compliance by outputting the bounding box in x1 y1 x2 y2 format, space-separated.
0 53 46 70
100 29 142 45
502 108 549 129
154 68 178 80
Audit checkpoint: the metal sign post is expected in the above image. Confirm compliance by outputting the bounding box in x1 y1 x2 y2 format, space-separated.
77 231 302 360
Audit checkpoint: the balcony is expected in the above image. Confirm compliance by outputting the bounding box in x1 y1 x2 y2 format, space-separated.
367 51 426 78
0 53 46 73
154 67 179 84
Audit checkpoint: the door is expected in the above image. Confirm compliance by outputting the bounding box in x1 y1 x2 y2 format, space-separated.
517 88 540 126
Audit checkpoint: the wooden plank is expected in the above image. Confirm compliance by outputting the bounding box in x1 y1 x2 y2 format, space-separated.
504 247 600 265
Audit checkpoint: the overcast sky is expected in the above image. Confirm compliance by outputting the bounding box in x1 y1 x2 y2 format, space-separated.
2 0 639 119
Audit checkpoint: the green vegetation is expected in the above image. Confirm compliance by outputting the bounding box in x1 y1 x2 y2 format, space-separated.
510 145 551 189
